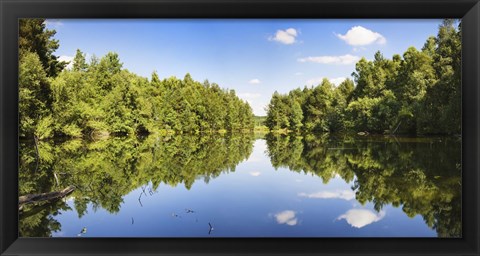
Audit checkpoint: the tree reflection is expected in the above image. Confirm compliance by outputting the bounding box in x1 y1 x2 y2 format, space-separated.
19 133 254 237
266 134 461 237
19 133 461 238
266 133 357 184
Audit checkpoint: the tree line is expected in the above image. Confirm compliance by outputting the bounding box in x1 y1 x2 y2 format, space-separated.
19 19 255 140
266 133 461 237
266 20 461 135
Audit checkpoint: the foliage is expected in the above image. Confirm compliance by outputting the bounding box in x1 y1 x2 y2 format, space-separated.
19 133 254 236
17 19 461 239
19 22 255 138
48 59 255 137
266 134 461 237
19 51 53 138
19 19 66 77
266 20 461 135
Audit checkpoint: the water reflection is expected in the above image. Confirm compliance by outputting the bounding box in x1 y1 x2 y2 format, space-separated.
337 209 386 228
274 210 298 226
19 133 461 237
266 134 461 237
19 133 254 237
298 190 356 201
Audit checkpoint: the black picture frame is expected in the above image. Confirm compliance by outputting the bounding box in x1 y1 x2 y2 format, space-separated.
1 0 479 255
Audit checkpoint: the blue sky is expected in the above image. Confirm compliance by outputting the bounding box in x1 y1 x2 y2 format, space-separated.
46 19 443 116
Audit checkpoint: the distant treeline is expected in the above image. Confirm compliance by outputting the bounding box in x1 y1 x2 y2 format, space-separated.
266 20 461 135
19 19 254 139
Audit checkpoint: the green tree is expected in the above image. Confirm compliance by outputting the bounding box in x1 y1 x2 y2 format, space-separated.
394 47 436 133
266 92 289 130
303 79 334 132
19 19 66 77
19 52 54 139
73 49 88 72
419 19 461 134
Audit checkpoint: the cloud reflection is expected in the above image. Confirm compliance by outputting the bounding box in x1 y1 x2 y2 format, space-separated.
250 171 261 177
298 190 356 201
274 210 298 226
337 209 386 228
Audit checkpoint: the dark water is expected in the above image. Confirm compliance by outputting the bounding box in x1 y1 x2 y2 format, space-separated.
19 133 461 237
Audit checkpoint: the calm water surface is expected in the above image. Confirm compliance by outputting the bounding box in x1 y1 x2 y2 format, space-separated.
19 133 461 237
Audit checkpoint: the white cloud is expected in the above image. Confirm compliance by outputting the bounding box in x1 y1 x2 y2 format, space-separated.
330 77 347 86
251 102 267 116
274 210 298 226
249 79 261 84
336 26 386 46
298 190 355 201
58 55 74 69
44 19 63 27
305 78 324 86
237 93 265 116
298 54 360 65
305 77 347 87
337 209 386 228
285 28 297 36
238 93 261 99
294 72 303 76
250 171 261 177
269 28 298 45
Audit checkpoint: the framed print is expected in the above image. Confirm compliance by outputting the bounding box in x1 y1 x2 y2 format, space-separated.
1 0 479 255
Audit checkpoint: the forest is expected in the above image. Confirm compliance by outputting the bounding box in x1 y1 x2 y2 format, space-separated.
20 19 461 138
18 19 461 238
19 19 255 140
265 20 461 135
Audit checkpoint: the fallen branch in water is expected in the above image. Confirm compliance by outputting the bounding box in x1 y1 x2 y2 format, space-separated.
208 222 214 235
19 185 75 209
